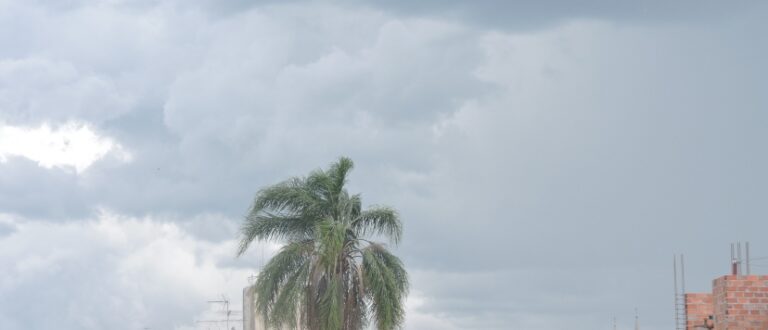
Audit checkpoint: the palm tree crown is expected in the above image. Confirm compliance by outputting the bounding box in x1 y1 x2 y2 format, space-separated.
238 157 408 330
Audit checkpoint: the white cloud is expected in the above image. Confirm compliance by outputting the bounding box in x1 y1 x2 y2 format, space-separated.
0 121 130 173
0 211 266 330
404 290 461 330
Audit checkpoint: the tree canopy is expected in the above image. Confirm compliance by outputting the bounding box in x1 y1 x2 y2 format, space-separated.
238 157 408 330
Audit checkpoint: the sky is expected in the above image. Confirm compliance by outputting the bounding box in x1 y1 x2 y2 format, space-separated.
0 0 767 329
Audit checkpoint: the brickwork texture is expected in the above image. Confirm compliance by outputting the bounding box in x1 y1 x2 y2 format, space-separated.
686 293 713 329
685 275 768 330
712 275 768 330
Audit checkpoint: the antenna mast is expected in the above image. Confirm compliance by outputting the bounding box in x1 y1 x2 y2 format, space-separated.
635 308 639 330
730 241 751 275
673 254 686 330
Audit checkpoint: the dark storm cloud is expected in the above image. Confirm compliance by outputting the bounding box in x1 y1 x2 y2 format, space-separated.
2 3 485 222
353 0 764 29
23 0 766 30
0 158 89 218
176 0 768 32
392 12 768 328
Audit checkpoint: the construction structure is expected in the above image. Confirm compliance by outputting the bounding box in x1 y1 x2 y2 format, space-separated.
678 242 768 330
243 283 257 330
243 275 264 330
242 275 298 330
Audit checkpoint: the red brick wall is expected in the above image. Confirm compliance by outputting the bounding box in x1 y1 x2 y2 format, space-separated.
712 275 768 330
686 293 714 330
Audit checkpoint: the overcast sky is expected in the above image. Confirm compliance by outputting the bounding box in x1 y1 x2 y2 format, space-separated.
1 0 767 329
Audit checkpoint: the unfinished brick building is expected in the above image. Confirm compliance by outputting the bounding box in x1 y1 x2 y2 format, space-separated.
684 275 768 329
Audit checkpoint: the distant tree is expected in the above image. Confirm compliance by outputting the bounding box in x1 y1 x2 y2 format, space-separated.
237 157 408 330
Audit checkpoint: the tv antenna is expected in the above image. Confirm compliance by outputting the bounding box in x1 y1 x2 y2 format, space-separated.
195 295 243 330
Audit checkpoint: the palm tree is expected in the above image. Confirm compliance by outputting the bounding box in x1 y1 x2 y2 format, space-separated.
237 157 408 330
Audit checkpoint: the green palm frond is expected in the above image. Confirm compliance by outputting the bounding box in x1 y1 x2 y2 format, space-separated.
255 240 314 320
352 207 402 244
252 177 321 215
269 259 310 329
238 157 408 330
237 213 316 255
328 157 354 196
319 274 344 330
317 220 347 268
362 244 408 330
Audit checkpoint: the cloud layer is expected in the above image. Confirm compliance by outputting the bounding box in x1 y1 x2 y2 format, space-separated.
1 0 767 329
0 211 257 330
